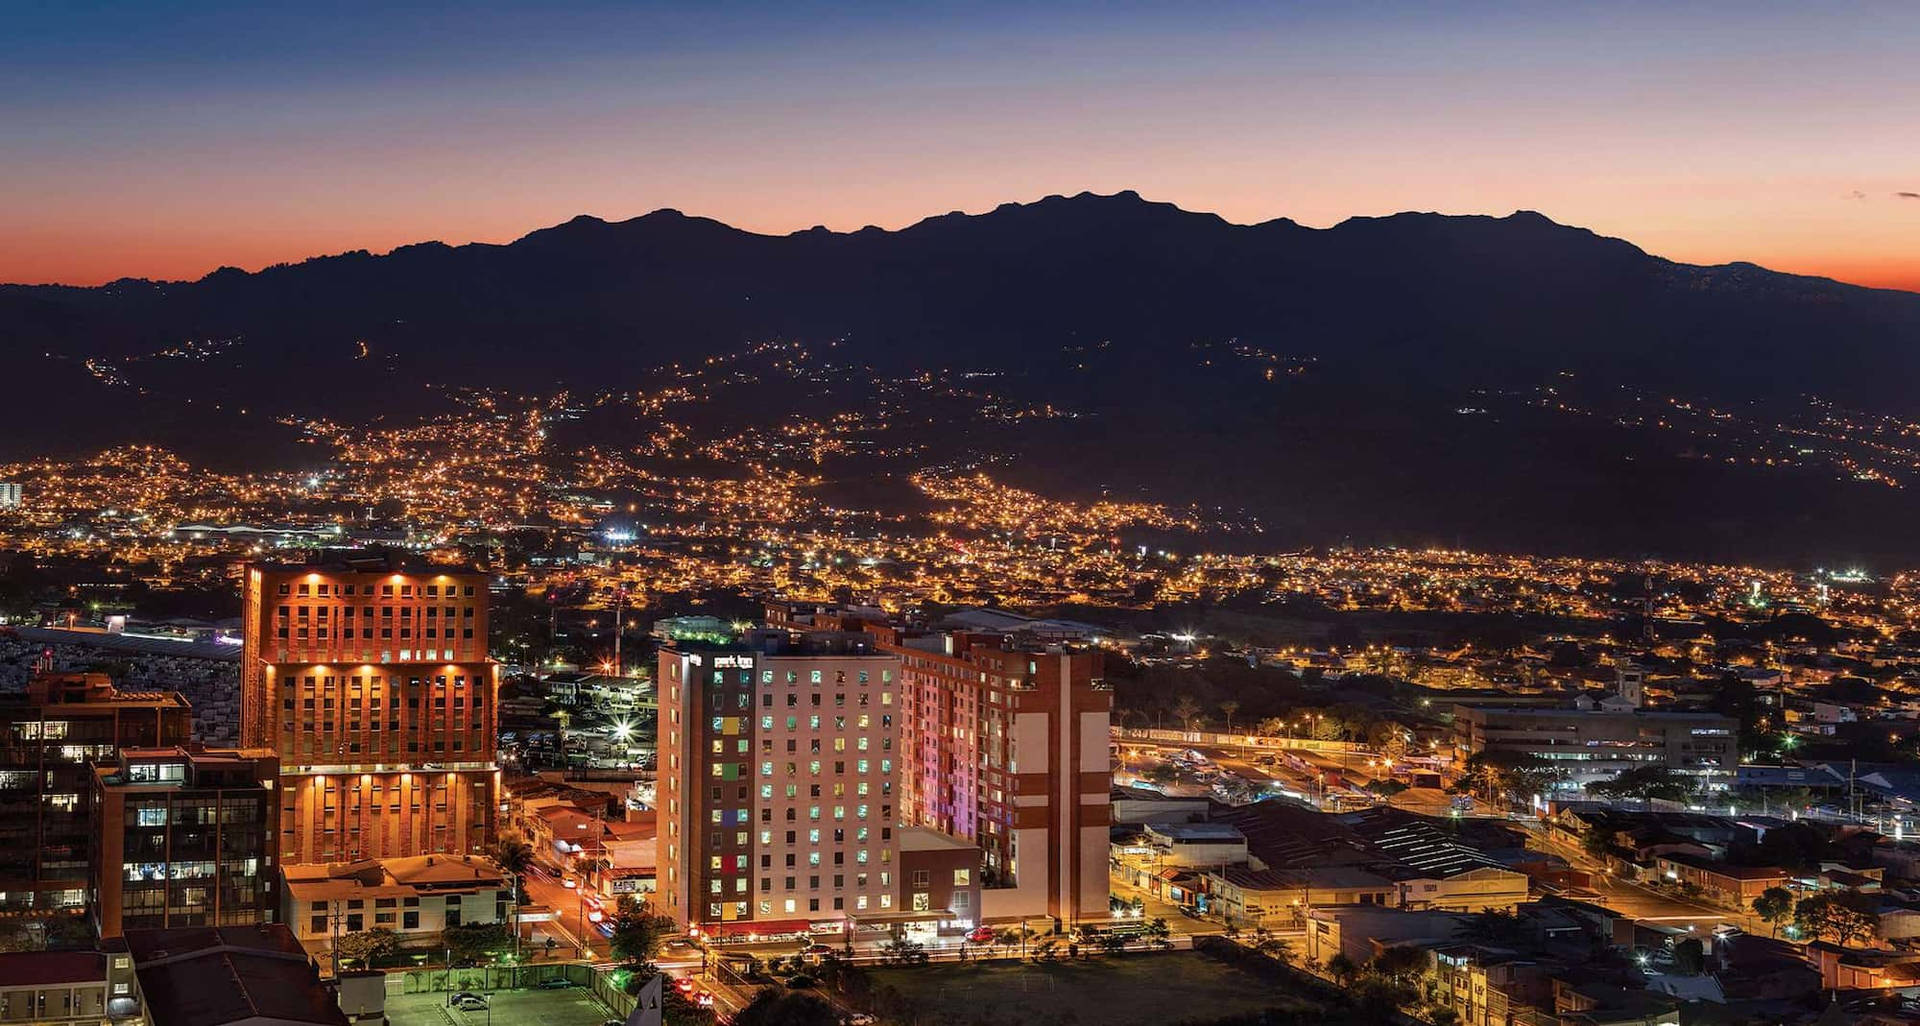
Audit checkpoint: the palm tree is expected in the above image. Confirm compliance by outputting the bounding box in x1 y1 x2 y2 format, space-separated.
1220 700 1240 735
489 834 535 902
1172 696 1202 732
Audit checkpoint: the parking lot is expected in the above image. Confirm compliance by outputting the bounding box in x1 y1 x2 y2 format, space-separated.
386 986 613 1026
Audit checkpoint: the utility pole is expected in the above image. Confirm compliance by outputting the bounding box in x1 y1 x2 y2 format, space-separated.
612 588 627 678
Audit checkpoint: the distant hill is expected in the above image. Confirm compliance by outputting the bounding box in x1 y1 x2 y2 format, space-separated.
4 190 1920 565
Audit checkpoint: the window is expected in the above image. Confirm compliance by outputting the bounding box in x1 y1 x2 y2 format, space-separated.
954 868 971 886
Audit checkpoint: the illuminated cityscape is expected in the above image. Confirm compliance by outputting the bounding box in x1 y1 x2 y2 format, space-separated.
8 4 1920 1026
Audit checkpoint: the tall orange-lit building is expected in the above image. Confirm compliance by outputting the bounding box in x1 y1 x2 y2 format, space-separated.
242 553 499 865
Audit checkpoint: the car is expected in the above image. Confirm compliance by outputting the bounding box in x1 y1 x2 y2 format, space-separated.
664 937 698 951
1712 923 1743 938
456 996 489 1011
800 943 834 956
447 992 484 1008
538 978 575 989
694 989 715 1008
562 877 578 889
674 977 697 995
846 1015 876 1026
966 925 996 944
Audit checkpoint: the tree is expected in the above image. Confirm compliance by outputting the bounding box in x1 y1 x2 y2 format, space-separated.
1795 894 1875 947
0 921 36 954
1326 952 1359 986
1455 750 1560 809
1368 943 1429 985
1098 932 1130 956
1752 887 1794 937
1032 936 1062 962
1672 937 1705 974
608 896 677 967
440 922 511 966
1173 696 1203 731
334 927 400 967
730 991 840 1026
1588 765 1696 803
1144 917 1172 951
881 935 929 965
489 833 535 902
993 928 1021 959
1220 700 1241 734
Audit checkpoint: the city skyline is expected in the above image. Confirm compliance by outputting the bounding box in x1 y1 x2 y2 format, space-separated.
5 1 1919 290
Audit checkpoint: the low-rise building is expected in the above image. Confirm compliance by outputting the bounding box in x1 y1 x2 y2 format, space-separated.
125 924 346 1026
0 950 140 1026
1651 854 1789 906
1206 865 1393 927
281 854 511 964
1453 699 1737 791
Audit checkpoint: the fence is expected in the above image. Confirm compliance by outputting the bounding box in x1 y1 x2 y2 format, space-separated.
391 961 588 994
388 961 643 1018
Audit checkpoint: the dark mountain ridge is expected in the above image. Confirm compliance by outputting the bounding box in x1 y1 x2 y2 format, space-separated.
5 191 1920 567
7 190 1914 406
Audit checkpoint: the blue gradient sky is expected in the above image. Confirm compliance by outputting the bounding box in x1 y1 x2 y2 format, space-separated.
5 1 1918 288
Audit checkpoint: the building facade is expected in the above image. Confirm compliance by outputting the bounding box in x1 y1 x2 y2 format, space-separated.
241 555 499 864
764 603 1115 925
90 746 279 938
0 673 193 916
1452 702 1738 791
282 854 511 961
0 951 139 1026
656 632 902 937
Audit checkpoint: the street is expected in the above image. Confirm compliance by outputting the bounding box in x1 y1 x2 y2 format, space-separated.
522 862 612 961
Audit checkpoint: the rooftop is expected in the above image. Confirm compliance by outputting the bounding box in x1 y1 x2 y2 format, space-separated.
128 924 347 1026
0 950 106 986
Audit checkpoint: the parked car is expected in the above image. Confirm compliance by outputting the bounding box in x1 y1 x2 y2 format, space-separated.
538 978 575 989
456 996 489 1011
447 992 484 1008
966 925 996 945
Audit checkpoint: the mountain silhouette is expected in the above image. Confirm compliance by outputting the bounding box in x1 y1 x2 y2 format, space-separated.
4 191 1919 565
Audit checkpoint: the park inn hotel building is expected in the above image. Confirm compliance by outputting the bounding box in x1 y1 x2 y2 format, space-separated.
660 604 1112 938
242 554 500 865
656 631 904 936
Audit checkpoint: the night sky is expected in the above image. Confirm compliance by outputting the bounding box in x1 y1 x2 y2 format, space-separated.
5 1 1917 289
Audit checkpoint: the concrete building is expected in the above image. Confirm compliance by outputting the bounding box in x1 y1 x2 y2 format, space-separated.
0 483 20 509
90 746 280 939
0 673 193 916
0 951 140 1026
281 854 511 963
1452 700 1737 791
125 924 347 1026
766 604 1114 926
897 826 984 940
241 554 499 864
655 631 902 938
